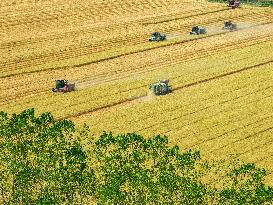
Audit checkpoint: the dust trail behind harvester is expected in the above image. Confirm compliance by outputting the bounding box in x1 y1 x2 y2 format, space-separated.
166 32 182 40
206 22 259 34
141 91 156 102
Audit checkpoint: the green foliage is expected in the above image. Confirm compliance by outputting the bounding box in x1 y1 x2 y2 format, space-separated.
94 132 206 204
1 109 273 204
219 163 273 204
207 0 273 7
0 108 96 204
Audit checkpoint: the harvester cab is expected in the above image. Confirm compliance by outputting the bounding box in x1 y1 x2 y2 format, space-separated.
223 21 237 31
190 26 206 35
149 32 166 42
228 0 240 9
149 79 172 95
52 79 75 93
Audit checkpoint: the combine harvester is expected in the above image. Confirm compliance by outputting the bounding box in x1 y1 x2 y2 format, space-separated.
149 79 172 95
223 21 237 31
228 0 240 9
190 26 207 35
52 80 75 93
149 32 166 42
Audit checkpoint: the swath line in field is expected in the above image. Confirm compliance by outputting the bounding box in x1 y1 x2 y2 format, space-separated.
136 87 273 133
4 20 272 79
211 125 273 153
142 8 229 25
64 60 273 121
2 30 272 105
172 59 273 92
58 94 146 121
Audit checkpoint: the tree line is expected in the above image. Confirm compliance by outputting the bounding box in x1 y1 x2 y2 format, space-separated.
0 108 272 204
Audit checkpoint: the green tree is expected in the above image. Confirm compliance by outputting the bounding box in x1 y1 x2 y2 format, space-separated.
93 132 206 204
1 109 273 204
0 108 96 204
218 162 273 205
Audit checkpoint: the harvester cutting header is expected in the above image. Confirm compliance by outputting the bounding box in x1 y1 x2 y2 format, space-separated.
149 32 166 42
223 21 237 31
190 26 207 35
149 79 172 95
52 80 75 93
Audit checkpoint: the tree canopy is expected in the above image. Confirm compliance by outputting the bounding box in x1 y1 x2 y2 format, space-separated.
0 108 272 204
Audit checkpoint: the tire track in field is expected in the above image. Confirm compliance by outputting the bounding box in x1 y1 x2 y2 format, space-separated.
65 59 273 121
1 31 272 105
0 7 239 72
1 8 268 75
208 118 273 153
173 60 273 91
135 84 273 133
168 93 273 139
107 73 271 132
1 28 272 105
237 136 273 158
189 114 273 150
76 32 273 86
3 19 273 79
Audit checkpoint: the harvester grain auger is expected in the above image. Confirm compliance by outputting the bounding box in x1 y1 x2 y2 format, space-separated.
52 80 75 93
228 0 240 9
149 32 166 42
223 21 237 31
190 26 207 35
149 79 172 95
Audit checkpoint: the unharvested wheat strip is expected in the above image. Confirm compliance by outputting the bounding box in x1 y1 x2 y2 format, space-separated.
126 68 273 134
139 94 273 140
205 117 273 155
135 84 273 135
147 88 273 137
169 93 273 149
2 8 272 76
238 136 273 165
175 92 273 141
192 113 273 152
73 64 272 131
2 32 272 104
166 95 273 145
77 74 272 139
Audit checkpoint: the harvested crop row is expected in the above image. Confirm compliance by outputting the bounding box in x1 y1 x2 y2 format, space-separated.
2 6 271 76
1 32 272 111
70 62 273 182
89 70 272 136
0 0 197 42
0 6 248 73
2 17 271 80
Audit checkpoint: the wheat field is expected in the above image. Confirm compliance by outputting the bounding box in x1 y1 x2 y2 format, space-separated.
1 0 273 185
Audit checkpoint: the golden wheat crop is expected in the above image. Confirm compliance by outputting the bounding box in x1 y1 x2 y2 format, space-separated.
1 0 273 187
